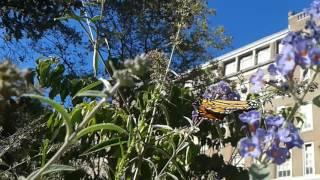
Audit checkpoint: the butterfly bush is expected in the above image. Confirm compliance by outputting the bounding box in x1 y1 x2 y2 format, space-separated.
240 0 320 166
250 0 320 92
239 110 303 165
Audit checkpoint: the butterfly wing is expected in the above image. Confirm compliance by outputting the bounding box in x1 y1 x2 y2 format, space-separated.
198 99 250 121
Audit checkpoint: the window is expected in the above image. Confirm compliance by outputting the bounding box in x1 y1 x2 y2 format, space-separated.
304 143 315 175
239 55 254 70
257 47 270 64
277 157 292 178
300 104 313 131
277 41 284 54
224 60 237 76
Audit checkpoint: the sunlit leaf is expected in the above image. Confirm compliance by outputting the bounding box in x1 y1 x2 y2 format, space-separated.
90 15 103 23
27 164 76 179
74 90 108 98
75 80 102 97
77 123 128 139
153 124 173 131
70 108 83 124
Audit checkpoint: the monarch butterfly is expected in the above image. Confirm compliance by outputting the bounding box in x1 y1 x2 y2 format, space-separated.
198 99 252 121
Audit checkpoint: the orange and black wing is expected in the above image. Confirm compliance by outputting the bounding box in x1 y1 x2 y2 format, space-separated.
198 99 250 121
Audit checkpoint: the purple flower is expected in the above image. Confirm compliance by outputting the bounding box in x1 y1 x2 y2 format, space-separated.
306 0 320 20
239 110 261 132
285 123 304 149
202 81 240 100
305 21 320 40
268 64 279 76
309 47 320 65
267 146 290 165
276 44 296 76
265 115 284 128
239 137 261 158
294 39 312 68
276 128 292 143
255 128 273 145
250 69 265 93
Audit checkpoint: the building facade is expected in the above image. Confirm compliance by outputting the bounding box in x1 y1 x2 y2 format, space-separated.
191 12 320 179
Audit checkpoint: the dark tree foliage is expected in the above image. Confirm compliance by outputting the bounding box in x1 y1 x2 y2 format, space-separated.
96 0 231 71
0 0 82 41
0 0 231 72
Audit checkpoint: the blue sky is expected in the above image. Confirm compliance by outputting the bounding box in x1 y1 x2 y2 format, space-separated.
209 0 313 55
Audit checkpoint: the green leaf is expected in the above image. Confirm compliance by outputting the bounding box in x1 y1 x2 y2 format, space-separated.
74 90 108 98
90 15 103 23
75 80 102 96
70 108 83 124
249 164 270 180
313 95 320 107
38 60 52 86
27 164 76 179
81 138 127 156
77 123 128 139
153 124 173 131
40 139 50 167
158 104 170 125
54 14 84 21
23 94 72 135
93 41 99 77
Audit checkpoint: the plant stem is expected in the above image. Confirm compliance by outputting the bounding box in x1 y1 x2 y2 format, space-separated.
287 71 318 123
27 82 120 180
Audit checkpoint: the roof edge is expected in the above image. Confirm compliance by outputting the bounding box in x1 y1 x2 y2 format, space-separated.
201 29 289 68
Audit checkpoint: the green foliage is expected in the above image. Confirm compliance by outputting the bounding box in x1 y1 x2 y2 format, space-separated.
76 123 128 139
249 164 270 180
0 0 82 41
0 1 238 179
36 58 102 103
28 164 76 177
23 94 72 136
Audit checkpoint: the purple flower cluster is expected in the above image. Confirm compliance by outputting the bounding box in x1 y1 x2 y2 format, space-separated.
202 81 240 100
238 110 303 165
306 0 320 21
249 0 320 93
249 68 265 93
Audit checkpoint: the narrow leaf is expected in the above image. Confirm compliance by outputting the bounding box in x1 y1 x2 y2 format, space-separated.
74 80 102 97
27 164 76 179
23 94 71 133
74 90 108 98
90 15 103 23
153 124 173 131
81 138 127 156
77 123 128 139
93 41 99 77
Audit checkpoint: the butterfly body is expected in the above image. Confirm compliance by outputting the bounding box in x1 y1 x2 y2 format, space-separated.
198 99 251 121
